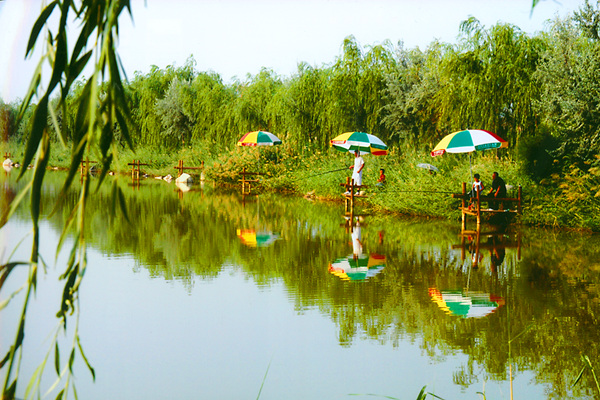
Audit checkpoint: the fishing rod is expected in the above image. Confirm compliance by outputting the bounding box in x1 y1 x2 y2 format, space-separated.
297 167 349 180
381 189 457 194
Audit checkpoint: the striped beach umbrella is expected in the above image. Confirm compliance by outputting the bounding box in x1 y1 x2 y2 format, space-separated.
237 131 282 147
330 131 388 156
431 129 507 157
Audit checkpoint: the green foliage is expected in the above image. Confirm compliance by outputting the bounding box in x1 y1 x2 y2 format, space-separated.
2 0 134 398
534 9 600 170
3 0 600 398
516 130 558 180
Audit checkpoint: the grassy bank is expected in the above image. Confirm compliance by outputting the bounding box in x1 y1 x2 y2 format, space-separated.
2 140 599 231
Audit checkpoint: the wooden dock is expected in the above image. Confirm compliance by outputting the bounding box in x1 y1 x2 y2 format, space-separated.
340 176 368 213
452 182 522 230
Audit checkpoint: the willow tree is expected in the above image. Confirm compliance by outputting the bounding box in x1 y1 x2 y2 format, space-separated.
434 18 544 147
383 41 446 149
126 60 195 147
0 99 18 143
284 63 329 150
534 5 600 168
188 71 237 148
1 1 134 398
230 68 284 137
325 36 365 135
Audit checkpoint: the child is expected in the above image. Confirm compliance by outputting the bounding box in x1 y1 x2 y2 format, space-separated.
471 174 484 196
468 174 484 209
376 168 386 187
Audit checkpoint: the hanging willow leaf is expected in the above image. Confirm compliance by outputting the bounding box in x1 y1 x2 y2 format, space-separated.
4 1 136 397
19 94 48 177
25 0 59 57
77 336 95 381
54 343 60 376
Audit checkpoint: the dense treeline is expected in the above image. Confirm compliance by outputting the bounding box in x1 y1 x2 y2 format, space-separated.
1 2 600 220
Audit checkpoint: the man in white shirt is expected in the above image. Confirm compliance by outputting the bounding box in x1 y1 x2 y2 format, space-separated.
351 149 365 187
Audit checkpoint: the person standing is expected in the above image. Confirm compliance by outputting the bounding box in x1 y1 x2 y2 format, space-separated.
347 150 365 193
488 171 507 210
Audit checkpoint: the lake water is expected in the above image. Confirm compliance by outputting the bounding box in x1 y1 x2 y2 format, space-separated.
1 171 600 399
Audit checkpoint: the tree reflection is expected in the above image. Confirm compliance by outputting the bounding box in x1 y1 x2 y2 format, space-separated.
3 172 600 397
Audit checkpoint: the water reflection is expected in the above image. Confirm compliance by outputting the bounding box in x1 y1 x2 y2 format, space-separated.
429 289 505 318
3 172 600 399
236 194 281 248
328 254 385 281
237 229 280 248
453 229 521 273
329 215 386 281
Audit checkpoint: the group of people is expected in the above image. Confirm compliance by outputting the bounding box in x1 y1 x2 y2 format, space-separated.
347 150 386 193
347 150 508 210
469 171 507 210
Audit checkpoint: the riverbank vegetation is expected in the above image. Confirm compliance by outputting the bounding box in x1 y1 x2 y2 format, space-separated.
2 3 600 230
1 1 600 399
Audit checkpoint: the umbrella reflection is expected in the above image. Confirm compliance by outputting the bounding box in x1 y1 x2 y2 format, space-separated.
429 288 505 318
329 254 385 281
236 229 279 248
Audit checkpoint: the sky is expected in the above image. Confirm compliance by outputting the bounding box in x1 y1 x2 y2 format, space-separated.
0 0 586 103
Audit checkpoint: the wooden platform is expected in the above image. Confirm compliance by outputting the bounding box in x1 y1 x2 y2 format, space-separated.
452 182 522 230
340 177 369 212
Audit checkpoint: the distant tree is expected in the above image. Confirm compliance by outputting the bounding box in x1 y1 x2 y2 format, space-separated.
0 99 18 142
155 77 194 148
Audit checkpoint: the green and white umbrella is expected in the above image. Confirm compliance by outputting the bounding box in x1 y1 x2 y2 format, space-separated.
430 129 508 181
237 130 282 146
330 131 388 155
430 129 507 156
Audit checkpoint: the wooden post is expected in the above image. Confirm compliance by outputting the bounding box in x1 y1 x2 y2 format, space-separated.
128 160 149 180
242 167 247 194
350 178 355 210
461 182 467 231
178 160 184 177
476 188 481 228
344 176 351 212
517 185 522 215
80 159 97 175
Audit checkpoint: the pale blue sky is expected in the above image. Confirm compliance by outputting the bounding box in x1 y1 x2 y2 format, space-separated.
0 0 584 102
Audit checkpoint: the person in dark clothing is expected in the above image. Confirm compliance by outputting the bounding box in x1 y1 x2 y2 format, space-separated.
488 171 507 210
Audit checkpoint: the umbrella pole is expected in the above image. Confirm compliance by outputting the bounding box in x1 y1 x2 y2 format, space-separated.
469 153 473 191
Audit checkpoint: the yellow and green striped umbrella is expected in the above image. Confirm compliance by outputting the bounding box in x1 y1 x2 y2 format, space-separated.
237 131 282 146
330 131 388 155
431 129 507 157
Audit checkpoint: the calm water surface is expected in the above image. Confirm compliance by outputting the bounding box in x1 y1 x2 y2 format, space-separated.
1 171 599 399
